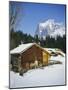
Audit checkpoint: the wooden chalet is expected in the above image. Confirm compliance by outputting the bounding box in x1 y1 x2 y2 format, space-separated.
10 43 51 72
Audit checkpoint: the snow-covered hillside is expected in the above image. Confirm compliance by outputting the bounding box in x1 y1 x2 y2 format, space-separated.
35 19 65 39
10 54 66 88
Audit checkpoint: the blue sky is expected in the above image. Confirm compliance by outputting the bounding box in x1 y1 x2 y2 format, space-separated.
10 1 66 36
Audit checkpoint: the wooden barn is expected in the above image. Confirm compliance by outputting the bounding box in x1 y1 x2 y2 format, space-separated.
10 43 51 72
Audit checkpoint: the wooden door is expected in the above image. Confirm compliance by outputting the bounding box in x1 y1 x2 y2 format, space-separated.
43 52 48 65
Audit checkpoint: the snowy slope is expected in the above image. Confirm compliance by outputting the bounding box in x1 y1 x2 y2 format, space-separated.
10 55 65 88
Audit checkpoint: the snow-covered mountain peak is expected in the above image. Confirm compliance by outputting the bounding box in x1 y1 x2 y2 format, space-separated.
35 19 65 39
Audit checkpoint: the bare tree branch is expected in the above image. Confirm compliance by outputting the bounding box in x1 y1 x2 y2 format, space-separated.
9 2 23 31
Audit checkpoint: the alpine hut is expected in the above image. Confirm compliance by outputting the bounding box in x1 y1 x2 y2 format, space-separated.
10 43 51 72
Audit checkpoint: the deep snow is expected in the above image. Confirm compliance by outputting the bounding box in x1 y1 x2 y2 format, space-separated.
10 55 66 88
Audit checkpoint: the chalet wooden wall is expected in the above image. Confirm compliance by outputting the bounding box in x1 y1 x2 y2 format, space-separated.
20 45 50 69
21 45 43 68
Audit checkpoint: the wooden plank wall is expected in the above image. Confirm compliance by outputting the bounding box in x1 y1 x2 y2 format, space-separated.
21 45 43 68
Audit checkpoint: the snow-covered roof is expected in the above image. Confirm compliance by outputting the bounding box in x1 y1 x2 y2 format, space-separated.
44 48 58 53
44 48 65 56
10 43 50 55
10 43 34 54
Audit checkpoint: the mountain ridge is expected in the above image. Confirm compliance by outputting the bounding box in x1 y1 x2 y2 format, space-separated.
35 19 65 40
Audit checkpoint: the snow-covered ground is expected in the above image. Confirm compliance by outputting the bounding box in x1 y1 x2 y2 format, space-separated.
10 55 66 88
